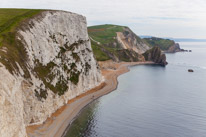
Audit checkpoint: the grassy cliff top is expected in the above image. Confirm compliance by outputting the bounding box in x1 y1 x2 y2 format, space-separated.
0 8 43 46
0 8 44 77
143 37 175 51
88 24 125 44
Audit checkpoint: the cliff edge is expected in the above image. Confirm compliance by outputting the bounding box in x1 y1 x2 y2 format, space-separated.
0 9 103 137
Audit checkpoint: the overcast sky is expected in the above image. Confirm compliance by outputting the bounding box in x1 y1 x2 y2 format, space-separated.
1 0 206 39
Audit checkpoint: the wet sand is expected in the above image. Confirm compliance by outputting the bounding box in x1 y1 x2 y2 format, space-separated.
26 61 154 137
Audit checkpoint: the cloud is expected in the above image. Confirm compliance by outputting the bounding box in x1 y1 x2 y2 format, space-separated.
1 0 206 38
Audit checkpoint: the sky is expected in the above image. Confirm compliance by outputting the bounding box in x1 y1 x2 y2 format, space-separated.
1 0 206 39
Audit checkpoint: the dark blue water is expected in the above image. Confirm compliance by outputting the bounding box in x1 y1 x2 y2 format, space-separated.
64 42 206 137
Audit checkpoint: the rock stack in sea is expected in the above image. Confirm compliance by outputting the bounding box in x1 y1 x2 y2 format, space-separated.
143 46 168 66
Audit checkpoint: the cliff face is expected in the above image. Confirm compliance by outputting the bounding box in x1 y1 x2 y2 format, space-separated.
166 43 183 53
0 10 103 137
88 25 149 62
143 46 168 66
116 27 149 54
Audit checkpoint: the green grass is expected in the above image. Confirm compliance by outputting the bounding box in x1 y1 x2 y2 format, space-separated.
143 37 175 50
0 9 44 76
0 8 43 46
88 24 123 29
88 24 145 62
88 24 127 61
88 24 124 44
91 41 110 61
0 8 44 76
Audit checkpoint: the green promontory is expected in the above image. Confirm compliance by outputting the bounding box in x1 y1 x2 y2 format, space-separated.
143 37 175 50
143 37 182 53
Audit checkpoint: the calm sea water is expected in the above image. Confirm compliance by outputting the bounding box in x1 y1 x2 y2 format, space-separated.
64 42 206 137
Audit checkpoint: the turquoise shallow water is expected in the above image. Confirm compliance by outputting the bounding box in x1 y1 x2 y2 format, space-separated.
64 42 206 137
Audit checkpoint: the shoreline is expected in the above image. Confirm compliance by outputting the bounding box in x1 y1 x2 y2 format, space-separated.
26 61 154 137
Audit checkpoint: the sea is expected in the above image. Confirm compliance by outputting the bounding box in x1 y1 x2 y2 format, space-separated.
64 42 206 137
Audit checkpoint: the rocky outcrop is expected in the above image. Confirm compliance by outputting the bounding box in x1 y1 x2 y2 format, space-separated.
166 43 181 52
166 43 186 53
116 27 149 54
143 46 168 66
0 10 103 137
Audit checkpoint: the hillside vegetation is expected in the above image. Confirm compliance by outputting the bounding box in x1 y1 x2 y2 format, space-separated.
143 37 175 51
88 24 124 61
88 24 148 62
0 9 43 75
88 24 124 44
0 9 43 46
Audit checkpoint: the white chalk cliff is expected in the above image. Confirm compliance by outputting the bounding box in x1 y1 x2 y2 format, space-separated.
0 10 103 137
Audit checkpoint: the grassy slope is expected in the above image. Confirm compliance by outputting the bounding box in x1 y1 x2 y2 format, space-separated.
88 24 124 44
143 37 175 51
88 24 126 61
0 9 43 46
91 41 110 61
0 9 43 76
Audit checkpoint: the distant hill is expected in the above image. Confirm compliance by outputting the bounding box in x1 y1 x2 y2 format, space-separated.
143 37 183 52
140 36 206 42
88 24 149 62
143 37 175 51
